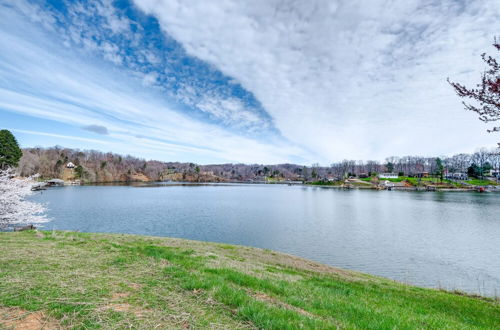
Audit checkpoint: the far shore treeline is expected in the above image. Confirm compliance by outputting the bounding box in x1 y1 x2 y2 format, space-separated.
15 145 500 184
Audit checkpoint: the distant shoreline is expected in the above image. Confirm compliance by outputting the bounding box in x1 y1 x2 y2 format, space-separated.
38 179 500 193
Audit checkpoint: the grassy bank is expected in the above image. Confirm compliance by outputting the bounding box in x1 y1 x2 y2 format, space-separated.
465 179 500 186
0 231 498 329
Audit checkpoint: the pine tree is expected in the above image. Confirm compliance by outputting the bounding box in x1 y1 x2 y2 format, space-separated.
0 130 23 169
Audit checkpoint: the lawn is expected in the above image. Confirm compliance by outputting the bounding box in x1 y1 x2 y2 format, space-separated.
0 231 498 329
360 177 410 183
361 177 463 187
465 179 499 186
309 180 343 186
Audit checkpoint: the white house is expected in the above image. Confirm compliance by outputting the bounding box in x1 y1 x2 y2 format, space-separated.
445 172 468 180
488 170 500 178
379 173 398 179
66 162 76 168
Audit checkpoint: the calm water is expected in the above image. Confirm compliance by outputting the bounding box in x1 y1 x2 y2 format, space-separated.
32 184 500 296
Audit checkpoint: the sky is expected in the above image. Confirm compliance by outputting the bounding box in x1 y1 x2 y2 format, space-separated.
0 0 499 165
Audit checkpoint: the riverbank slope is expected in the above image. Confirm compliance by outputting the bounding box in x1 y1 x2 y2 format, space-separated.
0 231 498 329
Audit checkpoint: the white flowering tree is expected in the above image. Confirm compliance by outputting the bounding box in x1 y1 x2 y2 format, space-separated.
0 169 49 229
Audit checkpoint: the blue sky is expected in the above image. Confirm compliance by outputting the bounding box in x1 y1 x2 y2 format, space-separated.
0 0 499 164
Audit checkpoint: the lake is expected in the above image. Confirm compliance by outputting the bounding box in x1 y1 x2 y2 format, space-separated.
32 183 500 297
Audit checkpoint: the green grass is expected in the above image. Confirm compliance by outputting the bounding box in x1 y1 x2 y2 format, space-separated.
361 176 468 188
360 176 415 184
0 231 498 329
465 179 499 186
309 180 343 186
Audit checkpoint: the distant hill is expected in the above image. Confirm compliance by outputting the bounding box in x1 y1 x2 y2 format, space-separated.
17 147 317 183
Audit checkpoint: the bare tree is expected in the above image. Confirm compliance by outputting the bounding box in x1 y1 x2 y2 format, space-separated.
472 148 491 179
448 37 500 140
365 160 380 175
449 153 471 173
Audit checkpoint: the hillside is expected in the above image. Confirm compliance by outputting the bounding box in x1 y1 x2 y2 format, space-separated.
17 147 309 183
0 231 498 329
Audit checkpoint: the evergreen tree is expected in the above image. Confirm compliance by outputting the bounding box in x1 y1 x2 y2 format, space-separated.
468 164 481 178
0 130 23 169
435 158 444 182
385 162 394 173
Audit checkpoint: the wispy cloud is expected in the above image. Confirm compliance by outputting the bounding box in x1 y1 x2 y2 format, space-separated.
0 1 312 164
39 0 275 135
134 0 500 160
1 0 499 164
8 129 109 145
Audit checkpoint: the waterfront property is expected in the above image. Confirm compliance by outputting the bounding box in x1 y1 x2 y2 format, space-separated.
445 172 468 180
378 173 398 179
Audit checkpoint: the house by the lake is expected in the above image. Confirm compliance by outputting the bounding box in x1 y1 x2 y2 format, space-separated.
487 170 500 178
445 172 468 180
379 173 398 179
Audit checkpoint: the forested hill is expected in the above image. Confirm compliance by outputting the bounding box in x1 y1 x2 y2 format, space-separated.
17 147 316 183
17 146 499 183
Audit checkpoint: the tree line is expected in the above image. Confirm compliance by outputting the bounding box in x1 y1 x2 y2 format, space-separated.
10 145 500 183
1 129 499 183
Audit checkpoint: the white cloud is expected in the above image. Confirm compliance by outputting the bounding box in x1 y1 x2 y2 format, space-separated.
141 72 158 86
9 129 109 145
0 3 310 164
197 96 265 129
95 0 131 34
133 0 500 161
29 0 274 135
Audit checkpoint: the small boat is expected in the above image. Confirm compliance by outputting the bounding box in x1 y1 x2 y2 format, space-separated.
46 179 64 186
31 183 47 191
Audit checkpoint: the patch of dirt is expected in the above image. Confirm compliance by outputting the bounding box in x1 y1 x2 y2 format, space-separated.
99 302 146 317
0 307 60 330
111 292 129 299
102 303 132 313
128 283 142 290
99 291 146 317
